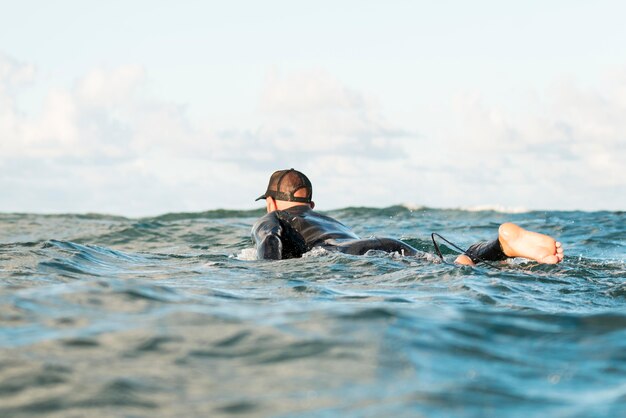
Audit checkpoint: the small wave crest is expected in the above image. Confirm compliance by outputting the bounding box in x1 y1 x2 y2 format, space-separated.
460 205 530 214
236 248 257 261
235 246 335 260
302 247 332 258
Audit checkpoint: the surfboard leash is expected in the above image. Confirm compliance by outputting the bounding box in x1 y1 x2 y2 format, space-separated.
430 233 498 268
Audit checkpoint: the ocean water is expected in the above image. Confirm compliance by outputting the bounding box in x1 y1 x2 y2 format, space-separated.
0 206 624 417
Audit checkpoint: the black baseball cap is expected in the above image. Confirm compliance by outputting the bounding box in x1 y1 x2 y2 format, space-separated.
255 169 313 203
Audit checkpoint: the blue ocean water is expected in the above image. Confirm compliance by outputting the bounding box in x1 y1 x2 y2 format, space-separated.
0 206 624 417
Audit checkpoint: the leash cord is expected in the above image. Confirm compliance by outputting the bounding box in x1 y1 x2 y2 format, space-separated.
430 233 498 268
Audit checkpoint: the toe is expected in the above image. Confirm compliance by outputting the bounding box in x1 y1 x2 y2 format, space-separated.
541 255 560 264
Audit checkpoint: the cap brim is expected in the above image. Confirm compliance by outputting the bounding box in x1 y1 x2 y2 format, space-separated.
254 194 266 201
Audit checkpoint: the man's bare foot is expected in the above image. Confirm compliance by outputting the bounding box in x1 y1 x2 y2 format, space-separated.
498 223 564 264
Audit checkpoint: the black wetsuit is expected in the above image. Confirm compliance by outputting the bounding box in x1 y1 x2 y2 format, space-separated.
251 206 507 262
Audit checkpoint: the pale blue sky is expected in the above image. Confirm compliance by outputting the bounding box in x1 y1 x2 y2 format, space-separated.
1 1 625 215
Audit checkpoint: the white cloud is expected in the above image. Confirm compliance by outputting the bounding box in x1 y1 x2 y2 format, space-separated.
255 69 418 156
435 77 626 204
0 55 228 216
0 58 208 162
0 53 35 90
260 69 368 114
404 74 626 210
75 66 145 108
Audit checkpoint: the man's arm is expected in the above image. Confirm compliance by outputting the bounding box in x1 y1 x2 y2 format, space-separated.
251 213 284 260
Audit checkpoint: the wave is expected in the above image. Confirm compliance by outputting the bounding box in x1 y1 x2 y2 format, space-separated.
2 206 622 222
146 209 265 222
458 204 530 214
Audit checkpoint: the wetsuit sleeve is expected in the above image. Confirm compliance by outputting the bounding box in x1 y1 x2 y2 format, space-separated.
465 238 508 263
251 213 284 260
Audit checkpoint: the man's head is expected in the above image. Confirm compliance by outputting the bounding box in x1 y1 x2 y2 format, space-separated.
256 169 315 213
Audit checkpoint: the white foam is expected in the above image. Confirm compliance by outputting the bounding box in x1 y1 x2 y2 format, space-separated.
402 203 529 213
461 205 530 214
235 246 331 261
401 203 426 211
302 247 331 258
236 247 258 261
421 252 441 263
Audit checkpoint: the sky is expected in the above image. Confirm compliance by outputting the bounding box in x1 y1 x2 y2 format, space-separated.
1 0 625 216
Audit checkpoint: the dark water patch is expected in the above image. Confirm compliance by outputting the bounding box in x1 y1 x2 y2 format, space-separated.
215 400 259 414
187 333 340 366
43 239 145 263
132 335 185 353
52 280 189 311
401 237 445 253
255 340 336 364
0 363 71 397
79 378 160 408
132 220 166 229
606 283 626 298
203 288 247 300
121 285 183 303
327 205 416 218
383 296 413 303
289 280 345 297
38 259 96 277
0 241 43 249
147 208 264 222
214 330 251 347
337 307 400 320
0 377 162 416
90 225 168 246
0 212 129 221
61 337 100 348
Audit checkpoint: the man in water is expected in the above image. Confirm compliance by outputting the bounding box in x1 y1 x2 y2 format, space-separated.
252 169 564 265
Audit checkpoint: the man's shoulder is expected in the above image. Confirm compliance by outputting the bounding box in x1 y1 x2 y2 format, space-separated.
252 210 281 231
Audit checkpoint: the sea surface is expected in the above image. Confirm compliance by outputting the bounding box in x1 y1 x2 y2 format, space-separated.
0 206 624 417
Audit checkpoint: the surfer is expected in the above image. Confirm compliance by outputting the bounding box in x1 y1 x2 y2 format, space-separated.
252 169 564 265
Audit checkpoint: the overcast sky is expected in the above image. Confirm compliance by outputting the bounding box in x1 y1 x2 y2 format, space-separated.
1 1 625 216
